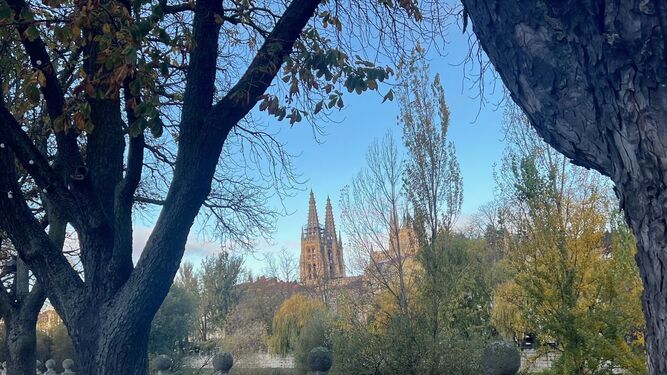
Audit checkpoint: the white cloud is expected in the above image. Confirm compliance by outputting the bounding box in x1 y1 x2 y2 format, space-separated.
132 226 222 266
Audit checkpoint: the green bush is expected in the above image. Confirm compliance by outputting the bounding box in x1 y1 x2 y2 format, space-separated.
293 312 331 374
308 347 333 372
481 341 521 375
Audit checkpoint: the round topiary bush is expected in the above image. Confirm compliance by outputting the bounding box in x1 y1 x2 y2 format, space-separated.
62 359 74 371
153 355 172 371
481 341 521 375
212 352 234 373
308 347 333 373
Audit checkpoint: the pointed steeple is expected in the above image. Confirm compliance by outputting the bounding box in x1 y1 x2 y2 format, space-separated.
306 190 320 236
324 196 336 237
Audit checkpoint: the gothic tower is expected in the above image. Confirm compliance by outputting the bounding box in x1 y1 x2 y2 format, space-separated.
301 191 325 283
300 191 345 284
324 196 345 277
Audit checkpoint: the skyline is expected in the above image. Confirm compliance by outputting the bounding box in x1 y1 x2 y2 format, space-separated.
132 29 509 274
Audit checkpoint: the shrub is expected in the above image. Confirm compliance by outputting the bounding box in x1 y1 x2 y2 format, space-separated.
308 347 333 372
481 341 521 375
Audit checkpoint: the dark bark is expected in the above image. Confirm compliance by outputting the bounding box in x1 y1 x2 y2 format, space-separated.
0 277 46 375
462 0 667 372
3 285 45 375
0 0 321 373
5 314 38 375
71 308 150 375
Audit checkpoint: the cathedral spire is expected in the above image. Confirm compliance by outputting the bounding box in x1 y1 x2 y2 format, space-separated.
324 196 336 237
306 190 320 236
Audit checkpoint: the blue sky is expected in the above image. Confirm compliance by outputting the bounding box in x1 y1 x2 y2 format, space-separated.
133 27 509 273
238 29 508 272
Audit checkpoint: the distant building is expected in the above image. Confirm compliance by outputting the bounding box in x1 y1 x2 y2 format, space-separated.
369 212 418 267
300 191 345 285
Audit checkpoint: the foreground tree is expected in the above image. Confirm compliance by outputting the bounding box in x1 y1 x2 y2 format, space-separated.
462 0 667 371
0 0 429 372
269 293 328 355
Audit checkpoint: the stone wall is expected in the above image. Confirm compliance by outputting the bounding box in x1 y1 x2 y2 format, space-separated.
186 353 295 369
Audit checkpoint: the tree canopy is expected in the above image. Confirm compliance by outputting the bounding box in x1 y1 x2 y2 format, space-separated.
0 0 444 371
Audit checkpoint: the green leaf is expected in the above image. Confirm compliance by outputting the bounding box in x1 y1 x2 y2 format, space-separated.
25 26 40 42
159 62 169 77
129 117 147 137
129 79 141 96
24 84 40 103
53 115 67 132
158 28 171 44
19 7 33 22
136 20 152 38
277 108 286 121
124 47 137 65
0 2 12 20
148 117 164 138
314 100 323 114
151 4 164 18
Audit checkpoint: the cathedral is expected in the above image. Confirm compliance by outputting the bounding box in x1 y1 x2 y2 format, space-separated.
300 191 345 284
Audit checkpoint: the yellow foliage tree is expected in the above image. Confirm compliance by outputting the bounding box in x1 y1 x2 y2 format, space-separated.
492 106 646 374
269 294 328 355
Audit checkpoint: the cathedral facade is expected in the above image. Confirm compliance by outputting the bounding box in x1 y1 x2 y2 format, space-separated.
300 191 345 284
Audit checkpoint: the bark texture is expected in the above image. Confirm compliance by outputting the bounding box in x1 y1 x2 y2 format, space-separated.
461 0 667 372
0 0 320 372
5 310 39 375
0 280 45 375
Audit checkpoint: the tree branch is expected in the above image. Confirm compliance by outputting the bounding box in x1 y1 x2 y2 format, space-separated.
206 0 320 129
116 0 321 331
22 281 46 316
162 1 193 14
0 96 78 226
108 79 146 289
0 142 83 322
6 0 84 172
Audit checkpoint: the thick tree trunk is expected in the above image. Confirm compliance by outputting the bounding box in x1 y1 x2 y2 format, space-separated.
0 0 321 371
71 312 150 375
462 0 667 375
620 184 667 374
461 0 667 372
5 314 38 375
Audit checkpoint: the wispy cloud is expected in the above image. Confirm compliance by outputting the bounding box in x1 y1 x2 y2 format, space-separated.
132 226 222 266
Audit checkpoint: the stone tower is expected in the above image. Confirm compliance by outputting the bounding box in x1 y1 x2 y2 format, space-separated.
324 196 345 277
300 191 345 284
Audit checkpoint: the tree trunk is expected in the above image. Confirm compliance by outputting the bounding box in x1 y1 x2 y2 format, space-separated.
461 0 667 372
5 314 38 375
620 184 667 374
0 0 321 371
71 313 150 375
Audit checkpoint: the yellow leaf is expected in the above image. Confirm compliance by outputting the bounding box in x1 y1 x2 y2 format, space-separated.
36 70 47 87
